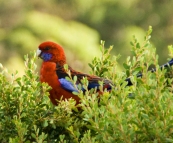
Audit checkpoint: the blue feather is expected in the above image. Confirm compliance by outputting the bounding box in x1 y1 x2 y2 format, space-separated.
59 78 111 93
59 78 78 92
88 83 100 89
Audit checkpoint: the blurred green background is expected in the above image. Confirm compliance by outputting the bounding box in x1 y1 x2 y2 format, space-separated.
0 0 173 75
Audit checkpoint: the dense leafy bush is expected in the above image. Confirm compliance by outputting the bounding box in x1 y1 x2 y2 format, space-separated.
1 27 173 142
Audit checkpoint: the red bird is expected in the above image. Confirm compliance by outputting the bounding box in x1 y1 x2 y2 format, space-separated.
37 41 112 105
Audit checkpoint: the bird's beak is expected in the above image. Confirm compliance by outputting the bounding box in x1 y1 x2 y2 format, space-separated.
36 49 42 57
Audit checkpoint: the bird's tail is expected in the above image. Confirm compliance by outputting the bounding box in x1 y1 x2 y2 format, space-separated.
125 58 173 86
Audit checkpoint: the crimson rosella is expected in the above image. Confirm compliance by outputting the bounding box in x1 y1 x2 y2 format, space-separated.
37 41 112 105
37 41 173 105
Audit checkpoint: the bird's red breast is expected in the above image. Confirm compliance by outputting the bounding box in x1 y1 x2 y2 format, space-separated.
40 61 80 105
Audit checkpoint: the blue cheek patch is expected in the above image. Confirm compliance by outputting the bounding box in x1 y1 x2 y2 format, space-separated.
41 53 52 61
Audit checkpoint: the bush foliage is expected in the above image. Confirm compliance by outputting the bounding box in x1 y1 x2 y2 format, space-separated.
1 27 173 142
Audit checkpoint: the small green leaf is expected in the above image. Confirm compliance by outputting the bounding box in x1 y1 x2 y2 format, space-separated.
73 76 77 83
123 63 130 69
64 64 68 71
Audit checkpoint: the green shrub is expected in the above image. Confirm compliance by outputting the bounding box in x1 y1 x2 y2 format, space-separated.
1 26 173 143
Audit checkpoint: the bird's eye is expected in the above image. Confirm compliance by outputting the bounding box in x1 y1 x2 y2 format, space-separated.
44 47 50 50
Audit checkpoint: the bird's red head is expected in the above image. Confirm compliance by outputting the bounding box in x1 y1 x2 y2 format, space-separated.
37 41 66 64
